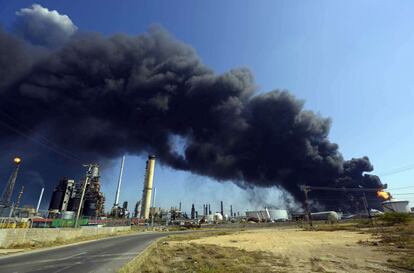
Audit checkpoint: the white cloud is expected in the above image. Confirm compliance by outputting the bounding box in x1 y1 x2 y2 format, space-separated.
14 4 77 48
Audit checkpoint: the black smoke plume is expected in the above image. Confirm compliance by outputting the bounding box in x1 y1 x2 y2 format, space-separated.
0 24 383 212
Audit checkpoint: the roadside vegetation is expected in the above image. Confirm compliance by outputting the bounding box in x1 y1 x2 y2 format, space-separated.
121 214 414 273
1 227 144 251
304 213 414 271
119 230 286 273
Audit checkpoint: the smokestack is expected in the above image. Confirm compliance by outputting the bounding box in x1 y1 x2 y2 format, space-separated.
203 204 206 216
140 155 156 219
179 202 181 211
114 155 125 207
230 205 233 218
220 201 224 216
208 204 211 215
191 203 195 219
36 187 44 213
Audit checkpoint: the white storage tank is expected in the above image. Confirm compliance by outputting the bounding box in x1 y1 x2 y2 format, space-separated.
246 209 289 221
311 211 340 222
214 212 223 221
62 211 75 220
246 210 266 220
205 214 214 222
382 200 410 213
267 209 289 221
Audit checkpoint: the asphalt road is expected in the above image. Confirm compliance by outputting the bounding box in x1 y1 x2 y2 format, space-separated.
0 232 170 273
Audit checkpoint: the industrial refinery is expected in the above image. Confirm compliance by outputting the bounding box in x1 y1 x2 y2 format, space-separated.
0 153 413 230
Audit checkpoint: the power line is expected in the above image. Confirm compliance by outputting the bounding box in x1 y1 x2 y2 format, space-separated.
301 185 381 192
0 118 80 162
0 110 80 160
388 186 414 191
377 164 414 177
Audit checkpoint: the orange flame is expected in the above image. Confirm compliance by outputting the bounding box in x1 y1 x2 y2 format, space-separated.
377 190 390 200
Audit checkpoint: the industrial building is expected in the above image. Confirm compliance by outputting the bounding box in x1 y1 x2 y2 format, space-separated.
49 178 75 213
48 163 105 219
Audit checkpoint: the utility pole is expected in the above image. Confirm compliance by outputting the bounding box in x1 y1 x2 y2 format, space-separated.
300 185 313 228
75 164 92 228
359 185 373 225
15 186 24 209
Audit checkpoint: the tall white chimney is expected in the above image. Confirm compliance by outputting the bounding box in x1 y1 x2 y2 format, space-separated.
140 155 156 219
114 155 125 207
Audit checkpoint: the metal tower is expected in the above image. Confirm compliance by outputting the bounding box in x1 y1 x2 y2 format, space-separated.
0 157 21 206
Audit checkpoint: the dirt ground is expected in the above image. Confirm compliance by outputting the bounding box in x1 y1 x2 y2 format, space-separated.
177 228 401 273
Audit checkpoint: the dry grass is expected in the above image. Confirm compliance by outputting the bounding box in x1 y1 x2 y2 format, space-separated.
373 223 414 271
308 216 414 271
120 228 396 273
119 230 287 273
121 218 414 273
2 228 137 250
120 231 287 273
139 243 287 273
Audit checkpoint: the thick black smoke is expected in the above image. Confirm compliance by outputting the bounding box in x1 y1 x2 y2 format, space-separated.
0 24 383 212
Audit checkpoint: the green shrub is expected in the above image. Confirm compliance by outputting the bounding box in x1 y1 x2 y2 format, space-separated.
378 212 411 225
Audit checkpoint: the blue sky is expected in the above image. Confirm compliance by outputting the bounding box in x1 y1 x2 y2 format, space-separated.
1 0 413 212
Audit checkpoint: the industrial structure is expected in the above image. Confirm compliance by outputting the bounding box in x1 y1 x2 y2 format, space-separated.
49 178 75 213
246 208 289 222
140 155 156 220
111 155 129 218
1 151 412 230
382 199 410 213
48 163 105 219
0 157 22 217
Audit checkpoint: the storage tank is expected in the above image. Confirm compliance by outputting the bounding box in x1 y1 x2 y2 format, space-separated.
246 210 267 220
311 211 340 222
246 209 289 221
83 199 97 217
48 189 65 211
206 214 214 222
62 211 75 220
382 200 410 213
213 212 223 221
267 209 289 221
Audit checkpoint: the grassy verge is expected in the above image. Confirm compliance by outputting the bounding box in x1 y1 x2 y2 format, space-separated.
119 230 287 273
1 227 138 250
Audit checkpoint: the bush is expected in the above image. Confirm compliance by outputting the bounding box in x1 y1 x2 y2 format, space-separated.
378 212 411 225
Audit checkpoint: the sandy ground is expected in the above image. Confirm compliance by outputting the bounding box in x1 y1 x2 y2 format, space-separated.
185 228 401 273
